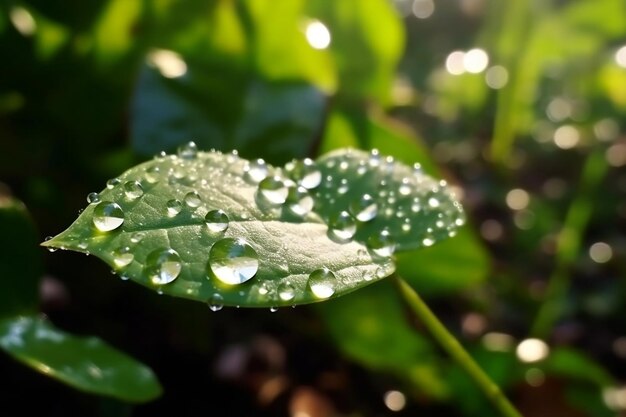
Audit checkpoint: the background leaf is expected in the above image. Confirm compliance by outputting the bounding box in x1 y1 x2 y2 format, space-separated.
0 315 162 403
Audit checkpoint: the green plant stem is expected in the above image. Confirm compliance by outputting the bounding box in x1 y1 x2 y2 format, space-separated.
530 150 608 338
394 277 523 417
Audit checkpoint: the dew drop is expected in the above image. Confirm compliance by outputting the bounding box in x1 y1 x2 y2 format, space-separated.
145 166 160 183
428 197 440 208
130 231 146 243
205 209 229 233
112 246 134 268
270 307 278 312
106 178 120 189
208 238 259 285
308 268 336 299
328 211 356 242
287 186 314 216
258 176 288 205
278 282 295 301
369 149 381 167
145 248 182 285
124 181 144 200
166 199 183 217
92 202 125 232
350 194 378 222
367 228 396 258
258 282 272 297
184 191 202 208
399 178 411 196
87 192 101 204
208 293 224 312
178 141 198 159
299 158 322 189
422 236 435 247
44 236 57 252
244 159 268 184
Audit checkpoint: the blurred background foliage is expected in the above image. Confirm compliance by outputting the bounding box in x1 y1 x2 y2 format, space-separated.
1 0 626 416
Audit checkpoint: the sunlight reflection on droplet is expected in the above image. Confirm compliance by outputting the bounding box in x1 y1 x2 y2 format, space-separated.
412 0 435 19
589 242 612 264
147 49 187 78
305 20 331 50
384 390 406 411
615 45 626 68
553 125 580 149
506 188 530 211
446 51 466 75
485 65 508 89
516 338 549 363
10 7 36 36
463 48 489 73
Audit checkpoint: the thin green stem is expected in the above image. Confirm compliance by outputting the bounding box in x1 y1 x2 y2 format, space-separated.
394 277 523 417
530 150 608 338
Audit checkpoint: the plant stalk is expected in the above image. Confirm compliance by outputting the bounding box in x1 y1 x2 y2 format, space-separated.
394 277 523 417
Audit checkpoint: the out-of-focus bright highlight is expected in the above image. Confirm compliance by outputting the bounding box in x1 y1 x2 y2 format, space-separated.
305 21 331 50
147 49 187 79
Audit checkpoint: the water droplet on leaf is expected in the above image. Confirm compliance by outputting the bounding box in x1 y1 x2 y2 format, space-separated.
145 166 160 183
208 293 224 311
278 282 295 301
208 238 259 285
308 268 336 299
350 194 378 222
205 209 229 233
258 176 288 205
106 178 120 189
367 228 396 258
124 181 144 200
178 141 198 160
92 202 125 232
244 159 268 184
286 186 314 216
87 192 100 204
328 211 356 242
184 191 202 208
112 246 134 268
166 199 183 217
146 248 182 285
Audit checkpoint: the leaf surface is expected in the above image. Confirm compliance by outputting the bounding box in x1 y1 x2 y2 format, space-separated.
0 315 161 403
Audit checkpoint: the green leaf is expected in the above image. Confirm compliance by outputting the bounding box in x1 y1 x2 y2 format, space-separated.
43 148 463 307
0 315 161 403
317 280 449 399
0 196 41 317
311 148 465 252
131 64 326 165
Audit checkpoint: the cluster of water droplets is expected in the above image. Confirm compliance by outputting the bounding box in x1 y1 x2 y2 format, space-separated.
78 143 463 311
312 148 465 255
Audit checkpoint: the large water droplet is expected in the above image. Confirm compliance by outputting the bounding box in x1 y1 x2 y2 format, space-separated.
166 199 183 217
184 191 202 208
92 202 125 232
87 192 100 204
259 176 288 205
328 211 356 242
308 268 336 299
278 282 295 301
208 293 224 311
112 246 134 268
178 141 198 160
205 209 229 233
367 228 396 258
124 181 144 200
350 194 378 222
299 158 322 189
145 166 160 183
208 238 259 285
286 186 314 216
244 159 268 184
146 248 182 285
